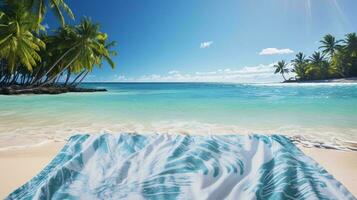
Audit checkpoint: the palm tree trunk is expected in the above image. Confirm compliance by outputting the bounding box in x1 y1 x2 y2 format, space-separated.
69 70 86 86
34 44 79 85
52 77 57 84
10 72 20 85
30 65 44 85
27 76 34 85
4 75 12 86
0 75 9 86
64 70 72 86
20 75 25 85
74 71 89 87
55 72 63 84
39 53 79 87
282 73 287 81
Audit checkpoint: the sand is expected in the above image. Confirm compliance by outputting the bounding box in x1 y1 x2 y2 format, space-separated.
0 142 65 198
0 143 356 199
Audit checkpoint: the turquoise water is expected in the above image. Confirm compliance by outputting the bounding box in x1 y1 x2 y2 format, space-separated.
0 82 357 148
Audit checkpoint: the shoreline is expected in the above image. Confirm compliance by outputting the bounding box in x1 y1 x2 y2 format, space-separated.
0 141 356 198
283 77 357 83
1 132 357 152
0 85 107 95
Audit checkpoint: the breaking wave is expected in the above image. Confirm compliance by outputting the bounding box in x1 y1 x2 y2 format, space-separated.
1 121 357 152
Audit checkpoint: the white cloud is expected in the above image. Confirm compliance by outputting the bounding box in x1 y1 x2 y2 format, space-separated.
259 48 294 55
200 41 213 49
114 75 128 81
112 63 287 83
168 70 180 75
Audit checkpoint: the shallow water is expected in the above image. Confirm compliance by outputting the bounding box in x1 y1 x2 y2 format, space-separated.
0 82 357 149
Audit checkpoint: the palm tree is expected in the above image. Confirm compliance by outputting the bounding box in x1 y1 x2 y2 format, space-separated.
291 52 307 80
0 1 117 89
344 33 357 55
0 5 45 74
33 25 78 84
291 52 307 67
319 34 342 58
67 33 117 87
309 51 325 65
308 51 329 79
273 60 289 81
343 33 357 76
38 18 116 86
70 19 116 86
1 0 74 27
267 32 357 81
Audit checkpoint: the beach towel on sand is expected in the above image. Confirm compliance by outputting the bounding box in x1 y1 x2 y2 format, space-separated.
7 133 356 200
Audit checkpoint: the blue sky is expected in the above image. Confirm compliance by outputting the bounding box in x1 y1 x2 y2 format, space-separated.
47 0 357 82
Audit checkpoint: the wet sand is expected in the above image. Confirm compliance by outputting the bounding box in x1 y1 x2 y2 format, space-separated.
0 142 356 198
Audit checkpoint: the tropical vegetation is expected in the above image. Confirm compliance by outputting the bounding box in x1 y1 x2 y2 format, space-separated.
274 33 357 82
273 60 289 81
0 0 116 90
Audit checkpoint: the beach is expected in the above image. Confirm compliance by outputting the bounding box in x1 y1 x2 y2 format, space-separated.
286 77 357 84
1 83 357 198
0 141 356 198
1 0 357 198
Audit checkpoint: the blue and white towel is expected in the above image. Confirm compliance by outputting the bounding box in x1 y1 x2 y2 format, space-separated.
7 134 356 200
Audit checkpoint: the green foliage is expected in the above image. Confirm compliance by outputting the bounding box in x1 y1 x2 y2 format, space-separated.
319 34 342 58
291 52 308 80
0 1 117 87
280 33 357 82
0 4 45 73
273 60 289 81
343 33 357 76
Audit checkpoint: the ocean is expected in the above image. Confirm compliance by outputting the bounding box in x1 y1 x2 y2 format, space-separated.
0 82 357 149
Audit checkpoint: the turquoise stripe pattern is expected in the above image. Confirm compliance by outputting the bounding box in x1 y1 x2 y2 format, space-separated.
6 134 356 200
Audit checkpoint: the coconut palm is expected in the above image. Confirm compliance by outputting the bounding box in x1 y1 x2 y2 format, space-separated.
72 33 116 86
344 33 357 55
39 18 116 86
70 19 116 86
291 52 307 80
269 33 357 81
32 25 77 84
1 0 74 27
319 34 342 58
343 33 357 76
292 52 306 64
308 51 329 79
309 51 325 65
0 1 117 89
0 5 45 74
273 60 289 81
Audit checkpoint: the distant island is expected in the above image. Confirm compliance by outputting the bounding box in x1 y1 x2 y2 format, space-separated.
273 33 357 83
0 1 116 95
284 77 357 83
